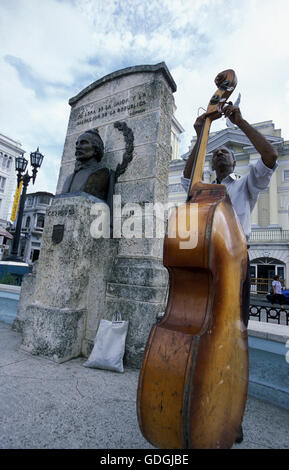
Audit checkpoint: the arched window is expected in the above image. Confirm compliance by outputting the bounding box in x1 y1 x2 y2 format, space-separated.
36 214 45 228
6 157 12 170
2 155 8 169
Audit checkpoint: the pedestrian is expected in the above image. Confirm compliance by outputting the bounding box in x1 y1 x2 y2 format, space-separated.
271 275 285 309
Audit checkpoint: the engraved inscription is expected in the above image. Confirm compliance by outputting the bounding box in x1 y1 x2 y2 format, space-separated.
74 92 147 127
47 207 75 217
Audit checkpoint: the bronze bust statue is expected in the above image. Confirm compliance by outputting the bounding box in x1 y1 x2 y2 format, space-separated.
62 128 113 201
61 123 134 237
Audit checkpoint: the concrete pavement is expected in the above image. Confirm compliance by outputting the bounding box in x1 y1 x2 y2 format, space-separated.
0 321 288 450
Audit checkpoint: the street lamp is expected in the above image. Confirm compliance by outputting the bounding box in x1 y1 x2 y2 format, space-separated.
7 147 44 262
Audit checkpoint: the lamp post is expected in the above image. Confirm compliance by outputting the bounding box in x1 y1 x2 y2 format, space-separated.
7 147 44 262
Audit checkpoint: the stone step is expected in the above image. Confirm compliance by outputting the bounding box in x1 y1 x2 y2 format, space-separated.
109 256 168 287
107 282 167 303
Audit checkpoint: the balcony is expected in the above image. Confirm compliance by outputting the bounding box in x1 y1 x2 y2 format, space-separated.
249 229 289 243
31 225 44 233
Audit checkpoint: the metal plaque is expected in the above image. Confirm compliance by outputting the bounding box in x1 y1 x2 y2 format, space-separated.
52 224 65 244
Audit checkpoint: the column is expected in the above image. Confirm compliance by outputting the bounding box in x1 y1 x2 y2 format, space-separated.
269 170 279 226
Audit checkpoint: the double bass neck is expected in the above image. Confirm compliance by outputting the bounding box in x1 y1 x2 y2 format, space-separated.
187 69 238 200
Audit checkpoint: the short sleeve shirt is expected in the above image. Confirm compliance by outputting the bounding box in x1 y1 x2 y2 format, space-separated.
272 280 282 294
181 158 277 240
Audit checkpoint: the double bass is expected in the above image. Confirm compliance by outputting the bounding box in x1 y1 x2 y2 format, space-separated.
137 70 249 449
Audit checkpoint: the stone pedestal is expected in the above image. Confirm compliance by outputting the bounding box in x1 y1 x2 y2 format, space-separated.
16 63 176 367
19 194 118 362
21 306 86 363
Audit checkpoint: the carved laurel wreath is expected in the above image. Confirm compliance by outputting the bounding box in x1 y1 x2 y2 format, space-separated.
113 121 134 180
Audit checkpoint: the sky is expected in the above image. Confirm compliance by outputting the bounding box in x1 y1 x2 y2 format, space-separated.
0 0 288 194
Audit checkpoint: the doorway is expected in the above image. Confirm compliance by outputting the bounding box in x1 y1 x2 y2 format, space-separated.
250 257 286 294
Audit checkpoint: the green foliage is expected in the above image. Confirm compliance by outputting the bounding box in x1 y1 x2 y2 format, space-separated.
0 272 18 285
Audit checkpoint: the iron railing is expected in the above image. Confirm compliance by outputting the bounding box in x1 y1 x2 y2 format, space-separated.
249 305 289 325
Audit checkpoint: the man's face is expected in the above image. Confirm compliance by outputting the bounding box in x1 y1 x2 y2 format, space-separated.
75 133 95 161
211 146 235 174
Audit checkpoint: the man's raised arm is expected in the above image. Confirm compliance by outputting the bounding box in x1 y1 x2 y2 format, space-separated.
223 105 278 169
183 113 207 179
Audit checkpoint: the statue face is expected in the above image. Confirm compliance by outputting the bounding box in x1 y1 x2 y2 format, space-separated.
75 133 96 161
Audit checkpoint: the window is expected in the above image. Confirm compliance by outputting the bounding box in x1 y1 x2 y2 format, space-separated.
283 169 289 183
25 216 31 228
0 153 11 171
37 194 51 205
250 264 257 293
36 214 45 228
0 176 6 193
276 265 285 280
6 157 12 170
31 249 40 262
25 196 33 207
2 155 8 169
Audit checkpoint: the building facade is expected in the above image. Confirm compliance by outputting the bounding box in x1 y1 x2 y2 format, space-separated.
0 133 24 226
17 192 54 264
168 120 289 292
0 133 26 259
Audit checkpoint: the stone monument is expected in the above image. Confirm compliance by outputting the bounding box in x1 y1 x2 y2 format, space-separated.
15 62 176 368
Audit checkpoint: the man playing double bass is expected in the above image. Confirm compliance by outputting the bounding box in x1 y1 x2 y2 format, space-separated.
181 103 278 442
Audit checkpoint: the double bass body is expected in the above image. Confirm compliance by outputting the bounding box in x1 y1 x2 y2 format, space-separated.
137 182 249 449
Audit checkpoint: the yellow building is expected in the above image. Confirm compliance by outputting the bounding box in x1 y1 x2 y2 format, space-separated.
169 120 289 290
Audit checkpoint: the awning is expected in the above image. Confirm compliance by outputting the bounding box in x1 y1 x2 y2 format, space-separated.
0 227 13 239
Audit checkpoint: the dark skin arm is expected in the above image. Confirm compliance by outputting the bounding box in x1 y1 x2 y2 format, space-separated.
215 71 277 168
184 106 278 179
223 105 278 169
183 114 206 179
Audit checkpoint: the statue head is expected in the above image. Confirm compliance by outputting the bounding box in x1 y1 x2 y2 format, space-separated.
75 128 104 163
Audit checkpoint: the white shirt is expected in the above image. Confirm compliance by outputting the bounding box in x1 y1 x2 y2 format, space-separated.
181 158 277 240
272 280 282 294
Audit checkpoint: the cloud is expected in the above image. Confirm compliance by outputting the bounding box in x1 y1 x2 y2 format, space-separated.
173 0 289 154
0 0 288 193
0 0 98 83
